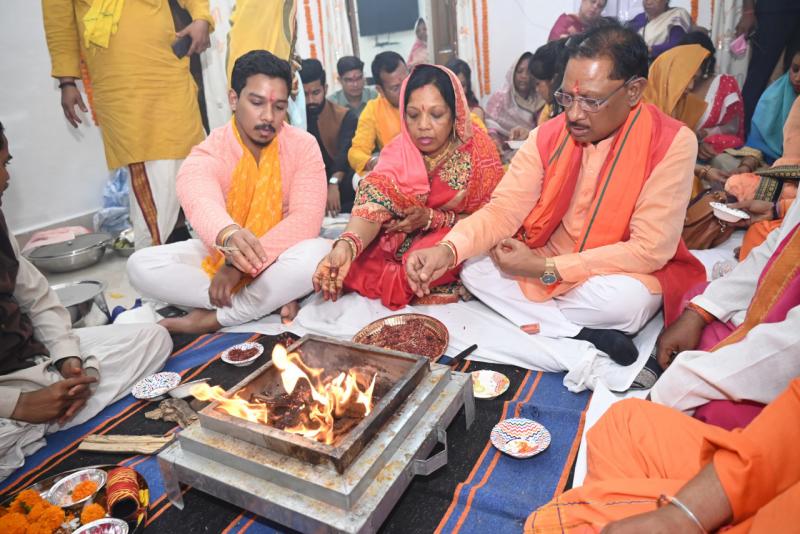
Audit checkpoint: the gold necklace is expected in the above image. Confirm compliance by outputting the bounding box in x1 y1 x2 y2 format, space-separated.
423 139 455 171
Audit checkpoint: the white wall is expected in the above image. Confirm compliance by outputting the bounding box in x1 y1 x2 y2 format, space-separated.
0 0 110 235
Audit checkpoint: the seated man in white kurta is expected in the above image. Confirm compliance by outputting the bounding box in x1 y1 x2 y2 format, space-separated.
127 51 329 334
0 122 173 481
652 197 800 422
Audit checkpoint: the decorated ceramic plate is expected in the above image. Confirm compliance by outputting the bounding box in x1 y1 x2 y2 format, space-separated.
353 313 449 360
131 371 181 400
471 370 510 399
709 202 750 223
220 342 265 367
490 418 551 459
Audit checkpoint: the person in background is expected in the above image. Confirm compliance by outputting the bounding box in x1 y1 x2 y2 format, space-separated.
526 378 800 533
407 18 430 67
42 0 213 249
643 44 710 130
446 58 485 122
0 121 172 482
313 65 503 309
330 56 378 118
300 59 358 216
484 52 543 161
348 52 408 175
127 51 329 334
548 0 607 41
529 39 568 125
681 32 745 162
626 0 691 60
406 26 704 366
740 0 800 133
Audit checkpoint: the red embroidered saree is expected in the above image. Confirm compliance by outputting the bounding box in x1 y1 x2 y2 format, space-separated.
345 65 504 309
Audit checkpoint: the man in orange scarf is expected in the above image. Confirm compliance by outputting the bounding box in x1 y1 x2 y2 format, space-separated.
127 51 328 334
347 52 408 175
406 26 704 366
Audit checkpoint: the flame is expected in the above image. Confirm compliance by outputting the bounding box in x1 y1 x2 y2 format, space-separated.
192 344 377 444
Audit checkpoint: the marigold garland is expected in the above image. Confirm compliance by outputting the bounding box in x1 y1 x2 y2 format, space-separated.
304 0 317 59
1 488 68 533
470 0 484 98
81 503 106 525
481 0 490 94
316 0 326 66
79 55 99 126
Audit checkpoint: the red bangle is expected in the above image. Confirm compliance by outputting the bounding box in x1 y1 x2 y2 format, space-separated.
687 302 715 324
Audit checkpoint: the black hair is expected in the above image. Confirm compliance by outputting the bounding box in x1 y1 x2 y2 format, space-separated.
567 24 649 80
299 58 326 86
371 51 406 88
231 50 293 96
530 39 567 81
0 122 4 151
446 58 480 108
679 31 716 77
337 55 364 76
403 65 456 118
784 37 800 73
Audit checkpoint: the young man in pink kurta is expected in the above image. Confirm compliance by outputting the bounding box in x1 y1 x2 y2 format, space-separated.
128 51 328 333
406 27 703 365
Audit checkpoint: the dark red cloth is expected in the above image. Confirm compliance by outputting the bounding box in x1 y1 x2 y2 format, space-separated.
0 210 48 375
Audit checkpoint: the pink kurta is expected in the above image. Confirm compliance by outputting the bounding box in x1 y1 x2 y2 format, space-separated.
176 122 327 275
445 125 697 301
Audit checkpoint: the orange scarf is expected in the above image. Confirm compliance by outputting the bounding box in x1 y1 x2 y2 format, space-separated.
519 103 705 322
374 95 402 148
202 120 283 279
712 223 800 351
643 44 709 129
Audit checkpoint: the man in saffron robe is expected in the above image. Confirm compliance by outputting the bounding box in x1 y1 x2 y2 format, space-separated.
42 0 213 248
406 26 704 365
525 378 800 532
652 198 800 430
127 51 328 334
347 52 408 175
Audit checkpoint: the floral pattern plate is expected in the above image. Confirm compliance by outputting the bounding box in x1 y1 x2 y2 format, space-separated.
471 370 510 399
490 418 551 459
131 372 181 400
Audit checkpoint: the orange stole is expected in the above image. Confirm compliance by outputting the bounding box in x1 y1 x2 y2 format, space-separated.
712 222 800 352
518 103 705 323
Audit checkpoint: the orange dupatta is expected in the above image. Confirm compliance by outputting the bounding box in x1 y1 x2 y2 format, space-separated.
201 120 283 279
643 44 710 129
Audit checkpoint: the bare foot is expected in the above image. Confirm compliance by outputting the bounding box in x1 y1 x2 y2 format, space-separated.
159 308 222 334
279 301 300 325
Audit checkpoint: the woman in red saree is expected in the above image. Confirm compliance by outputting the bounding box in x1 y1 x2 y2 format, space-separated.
313 64 504 309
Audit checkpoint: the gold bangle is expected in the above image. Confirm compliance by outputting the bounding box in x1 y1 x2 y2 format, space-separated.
437 240 458 269
334 237 357 260
217 225 240 247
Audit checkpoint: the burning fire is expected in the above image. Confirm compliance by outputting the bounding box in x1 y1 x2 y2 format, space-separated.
192 344 377 444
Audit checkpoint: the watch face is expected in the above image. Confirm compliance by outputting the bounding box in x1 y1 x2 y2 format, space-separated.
540 273 558 285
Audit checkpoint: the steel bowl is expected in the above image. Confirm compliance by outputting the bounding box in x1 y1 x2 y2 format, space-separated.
52 280 109 327
74 518 129 534
25 232 111 273
47 467 107 509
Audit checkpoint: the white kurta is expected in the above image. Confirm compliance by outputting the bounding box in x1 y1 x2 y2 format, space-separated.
652 200 800 411
0 238 173 481
127 237 330 326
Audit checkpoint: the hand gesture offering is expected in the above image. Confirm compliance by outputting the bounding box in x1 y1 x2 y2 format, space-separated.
312 241 353 301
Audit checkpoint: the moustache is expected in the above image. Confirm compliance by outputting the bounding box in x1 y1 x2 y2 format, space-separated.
566 120 589 129
255 124 276 133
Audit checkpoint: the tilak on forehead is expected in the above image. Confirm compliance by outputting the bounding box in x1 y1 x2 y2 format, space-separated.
572 80 581 94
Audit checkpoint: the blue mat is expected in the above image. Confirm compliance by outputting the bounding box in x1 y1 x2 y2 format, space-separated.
1 335 591 534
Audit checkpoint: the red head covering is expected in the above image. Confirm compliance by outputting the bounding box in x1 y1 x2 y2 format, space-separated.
369 63 474 197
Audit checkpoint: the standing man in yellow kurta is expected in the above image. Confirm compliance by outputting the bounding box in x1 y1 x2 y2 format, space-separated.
42 0 214 249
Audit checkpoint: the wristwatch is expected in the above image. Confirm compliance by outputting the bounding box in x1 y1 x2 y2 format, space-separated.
328 176 340 185
539 258 559 286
